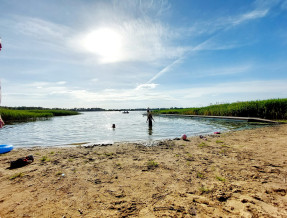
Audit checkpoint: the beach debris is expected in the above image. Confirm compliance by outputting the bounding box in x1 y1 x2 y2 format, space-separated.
181 134 187 140
112 124 116 128
78 209 83 215
199 135 207 140
188 207 197 216
95 179 102 184
214 132 221 134
10 155 34 169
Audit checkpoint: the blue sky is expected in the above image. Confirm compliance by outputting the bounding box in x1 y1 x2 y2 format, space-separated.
0 0 287 109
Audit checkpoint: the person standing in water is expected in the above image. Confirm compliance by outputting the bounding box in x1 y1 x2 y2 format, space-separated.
0 115 4 128
146 109 155 127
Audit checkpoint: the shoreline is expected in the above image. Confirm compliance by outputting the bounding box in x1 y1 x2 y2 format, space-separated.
1 124 287 217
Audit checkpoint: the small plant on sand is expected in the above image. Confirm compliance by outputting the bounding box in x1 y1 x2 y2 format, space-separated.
50 151 55 155
219 149 227 155
68 158 74 162
198 142 207 148
147 160 159 169
41 155 50 162
9 172 24 180
216 140 224 143
216 175 226 182
197 172 204 178
199 186 211 194
104 152 114 157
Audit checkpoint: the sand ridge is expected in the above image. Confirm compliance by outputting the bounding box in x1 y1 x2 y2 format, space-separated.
0 124 287 217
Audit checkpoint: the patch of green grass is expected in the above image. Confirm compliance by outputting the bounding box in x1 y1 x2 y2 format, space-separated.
216 140 224 143
199 186 211 194
68 158 74 162
221 144 230 147
104 152 114 156
198 142 207 148
9 172 24 180
220 149 227 154
41 155 51 162
197 172 204 178
50 151 55 155
186 153 192 157
147 160 159 169
216 175 226 182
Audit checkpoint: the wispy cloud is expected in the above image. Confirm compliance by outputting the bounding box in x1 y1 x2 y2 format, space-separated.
231 9 269 25
147 57 184 83
177 80 287 99
15 16 70 40
145 3 273 83
195 64 252 77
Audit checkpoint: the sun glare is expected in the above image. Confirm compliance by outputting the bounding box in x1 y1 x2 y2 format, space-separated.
83 28 123 63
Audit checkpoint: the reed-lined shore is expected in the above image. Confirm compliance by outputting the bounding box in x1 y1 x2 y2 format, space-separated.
0 108 79 123
0 124 286 217
157 98 287 120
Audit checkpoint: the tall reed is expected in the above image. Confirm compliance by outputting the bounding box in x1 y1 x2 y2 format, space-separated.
158 98 287 120
0 108 79 123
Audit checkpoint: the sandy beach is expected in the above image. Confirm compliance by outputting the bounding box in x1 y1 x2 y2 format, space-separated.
0 124 287 217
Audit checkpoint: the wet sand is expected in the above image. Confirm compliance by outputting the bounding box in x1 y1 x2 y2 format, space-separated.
0 124 287 217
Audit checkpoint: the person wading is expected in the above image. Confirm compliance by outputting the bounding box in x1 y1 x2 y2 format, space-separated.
146 109 155 127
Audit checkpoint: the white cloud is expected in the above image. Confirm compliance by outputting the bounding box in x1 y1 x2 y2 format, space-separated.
135 83 158 90
2 78 287 108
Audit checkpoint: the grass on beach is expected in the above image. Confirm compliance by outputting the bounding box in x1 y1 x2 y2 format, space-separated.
156 98 287 120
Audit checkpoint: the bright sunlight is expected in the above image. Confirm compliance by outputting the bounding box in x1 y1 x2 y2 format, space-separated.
82 28 123 63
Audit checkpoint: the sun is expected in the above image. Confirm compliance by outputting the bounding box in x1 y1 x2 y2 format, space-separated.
82 28 123 63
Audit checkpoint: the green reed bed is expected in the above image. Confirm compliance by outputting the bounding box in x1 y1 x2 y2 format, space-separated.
157 98 287 120
0 108 79 123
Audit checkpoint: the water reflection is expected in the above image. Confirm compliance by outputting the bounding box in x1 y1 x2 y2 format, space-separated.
148 126 153 135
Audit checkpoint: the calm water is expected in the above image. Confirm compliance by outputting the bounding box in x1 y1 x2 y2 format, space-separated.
0 111 265 148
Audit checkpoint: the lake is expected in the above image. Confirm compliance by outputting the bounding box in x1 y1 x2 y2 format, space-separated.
0 111 265 148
